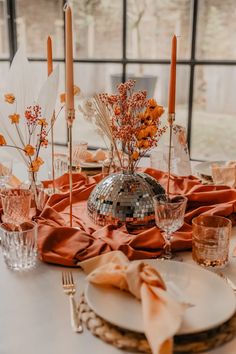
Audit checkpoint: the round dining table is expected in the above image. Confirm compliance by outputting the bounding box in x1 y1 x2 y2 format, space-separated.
1 156 236 354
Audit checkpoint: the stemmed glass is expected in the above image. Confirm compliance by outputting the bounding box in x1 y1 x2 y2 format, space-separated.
0 160 13 189
153 194 187 259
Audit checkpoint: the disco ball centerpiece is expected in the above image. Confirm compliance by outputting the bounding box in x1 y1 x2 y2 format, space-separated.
87 171 165 230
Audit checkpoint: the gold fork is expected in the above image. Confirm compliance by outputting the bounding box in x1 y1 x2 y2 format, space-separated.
62 271 83 333
216 271 236 293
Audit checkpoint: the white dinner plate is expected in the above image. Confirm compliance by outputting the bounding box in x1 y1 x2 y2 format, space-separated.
84 259 236 335
194 161 225 178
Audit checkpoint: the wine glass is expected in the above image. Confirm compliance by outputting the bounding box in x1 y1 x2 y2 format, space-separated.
72 141 88 168
153 194 187 259
0 160 13 189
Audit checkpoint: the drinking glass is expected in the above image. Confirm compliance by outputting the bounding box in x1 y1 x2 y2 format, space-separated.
1 188 32 226
153 194 187 259
0 160 13 188
54 153 68 178
192 215 231 268
0 221 38 271
72 141 88 167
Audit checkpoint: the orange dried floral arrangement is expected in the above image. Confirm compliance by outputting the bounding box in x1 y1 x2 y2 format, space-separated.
99 80 166 172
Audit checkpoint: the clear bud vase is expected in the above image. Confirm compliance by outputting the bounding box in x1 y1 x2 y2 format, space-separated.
102 146 122 177
21 171 45 211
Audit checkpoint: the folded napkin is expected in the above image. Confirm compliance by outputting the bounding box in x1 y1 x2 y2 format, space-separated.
37 169 236 267
84 149 107 163
212 161 236 188
79 251 186 354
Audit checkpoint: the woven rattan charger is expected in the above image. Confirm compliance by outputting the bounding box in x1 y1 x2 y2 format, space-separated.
78 295 236 353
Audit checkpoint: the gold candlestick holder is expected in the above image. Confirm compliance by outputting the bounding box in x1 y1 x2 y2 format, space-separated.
67 108 75 227
51 112 56 193
167 113 175 197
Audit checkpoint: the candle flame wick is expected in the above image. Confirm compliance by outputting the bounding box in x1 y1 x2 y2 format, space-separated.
63 2 70 11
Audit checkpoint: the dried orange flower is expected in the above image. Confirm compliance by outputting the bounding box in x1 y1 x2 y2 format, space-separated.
0 134 6 145
60 93 66 103
9 113 20 124
114 107 121 115
38 118 48 126
137 129 146 140
24 144 35 156
60 85 81 103
132 151 139 161
40 139 48 147
4 93 15 104
73 85 80 96
29 157 44 172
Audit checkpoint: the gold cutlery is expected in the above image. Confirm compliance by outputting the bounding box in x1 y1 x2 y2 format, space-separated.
217 272 236 293
62 271 83 333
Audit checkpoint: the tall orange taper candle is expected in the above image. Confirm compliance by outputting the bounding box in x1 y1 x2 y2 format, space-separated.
65 4 74 123
47 36 56 193
65 3 74 228
168 35 177 114
167 35 177 197
47 36 53 76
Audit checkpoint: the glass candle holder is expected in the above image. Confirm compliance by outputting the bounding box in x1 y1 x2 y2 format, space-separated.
1 188 32 226
0 221 38 271
192 215 232 268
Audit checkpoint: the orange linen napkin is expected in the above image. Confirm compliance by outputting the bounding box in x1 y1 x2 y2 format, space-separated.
79 250 186 354
84 149 107 163
37 169 236 266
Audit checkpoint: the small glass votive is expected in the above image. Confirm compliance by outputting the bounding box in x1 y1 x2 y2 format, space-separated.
0 221 38 271
192 215 232 268
1 188 31 225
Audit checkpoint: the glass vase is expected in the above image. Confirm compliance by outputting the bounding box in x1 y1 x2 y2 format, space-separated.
21 171 44 211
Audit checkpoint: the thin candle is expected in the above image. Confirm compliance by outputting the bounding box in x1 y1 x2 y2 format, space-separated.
47 36 56 193
65 3 75 227
167 35 177 197
168 35 177 114
65 4 74 120
47 36 53 76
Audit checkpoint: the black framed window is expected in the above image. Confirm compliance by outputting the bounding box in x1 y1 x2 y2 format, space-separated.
1 0 236 160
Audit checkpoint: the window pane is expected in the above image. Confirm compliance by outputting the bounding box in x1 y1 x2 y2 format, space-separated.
191 66 236 160
0 62 10 89
196 0 236 60
72 0 123 59
127 0 191 60
73 63 123 148
0 0 9 57
15 0 64 58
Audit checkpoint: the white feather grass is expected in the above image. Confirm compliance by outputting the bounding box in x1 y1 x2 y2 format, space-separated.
0 47 59 165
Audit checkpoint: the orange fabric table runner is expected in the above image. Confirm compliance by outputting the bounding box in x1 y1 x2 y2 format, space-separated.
37 168 236 266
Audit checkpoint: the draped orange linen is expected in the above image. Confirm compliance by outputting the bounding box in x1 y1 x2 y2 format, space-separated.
37 169 236 266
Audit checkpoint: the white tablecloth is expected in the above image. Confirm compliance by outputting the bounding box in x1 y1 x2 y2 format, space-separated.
1 153 236 354
0 231 236 354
